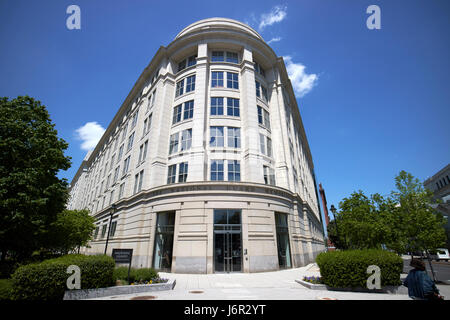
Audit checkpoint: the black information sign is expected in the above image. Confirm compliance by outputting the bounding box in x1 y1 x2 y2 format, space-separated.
112 249 133 264
112 249 133 283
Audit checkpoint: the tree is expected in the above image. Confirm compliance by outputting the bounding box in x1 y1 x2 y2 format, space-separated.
0 96 71 262
45 209 95 255
389 171 446 254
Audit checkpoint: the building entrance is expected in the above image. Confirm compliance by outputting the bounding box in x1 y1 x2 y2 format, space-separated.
152 211 175 272
213 209 242 273
275 212 292 269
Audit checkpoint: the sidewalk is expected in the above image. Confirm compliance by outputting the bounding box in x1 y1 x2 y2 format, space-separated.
90 264 412 300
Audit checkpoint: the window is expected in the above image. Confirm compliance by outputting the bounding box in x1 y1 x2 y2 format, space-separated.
187 55 197 67
227 72 239 89
123 156 131 175
228 160 240 181
121 123 128 142
263 166 276 185
131 110 139 128
227 127 241 148
226 52 238 63
180 129 192 151
263 109 271 130
254 62 265 77
185 75 196 93
127 132 135 151
211 71 224 88
138 140 148 163
109 189 114 205
143 113 152 136
211 160 224 181
167 164 177 184
178 162 188 182
255 81 261 98
113 166 120 184
172 104 182 124
257 106 263 125
118 144 124 161
110 155 115 171
211 97 224 115
119 182 125 199
101 225 107 238
133 170 144 194
211 51 224 62
169 132 179 155
109 221 117 237
178 60 186 72
260 134 266 154
94 227 99 239
210 126 224 147
227 98 240 117
183 100 194 120
267 137 272 157
175 79 184 97
106 174 111 189
262 86 268 102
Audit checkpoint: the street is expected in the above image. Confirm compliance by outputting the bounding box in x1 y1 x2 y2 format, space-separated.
403 257 450 283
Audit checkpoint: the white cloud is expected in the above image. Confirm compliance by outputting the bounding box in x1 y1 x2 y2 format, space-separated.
267 37 282 44
259 5 288 30
283 56 318 98
75 122 105 151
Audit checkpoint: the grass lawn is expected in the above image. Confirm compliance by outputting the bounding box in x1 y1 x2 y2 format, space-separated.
0 279 13 300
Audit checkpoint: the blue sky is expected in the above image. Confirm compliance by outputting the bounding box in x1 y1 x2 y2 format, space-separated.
1 1 449 232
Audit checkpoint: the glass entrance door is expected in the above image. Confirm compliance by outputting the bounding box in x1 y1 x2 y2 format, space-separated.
275 212 292 269
152 211 175 272
213 209 242 273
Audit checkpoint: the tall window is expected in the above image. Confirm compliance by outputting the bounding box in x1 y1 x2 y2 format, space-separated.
210 126 224 147
227 127 241 148
175 79 184 97
121 123 128 142
109 189 115 205
263 166 276 185
119 182 125 199
113 166 120 184
267 137 272 157
263 109 271 130
167 165 177 184
134 170 144 194
180 129 192 151
257 106 263 125
131 110 139 128
260 133 266 154
122 155 131 175
255 81 261 98
262 86 268 102
211 160 224 181
227 98 240 117
228 160 241 181
138 140 148 163
169 132 179 155
127 132 135 151
227 72 239 89
172 104 182 124
183 100 194 120
211 71 224 88
185 75 196 93
178 162 188 183
143 113 152 136
178 55 197 72
187 55 197 67
211 97 224 115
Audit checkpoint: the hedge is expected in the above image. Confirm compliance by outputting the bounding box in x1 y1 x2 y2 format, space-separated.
11 254 115 300
316 249 403 288
113 267 158 283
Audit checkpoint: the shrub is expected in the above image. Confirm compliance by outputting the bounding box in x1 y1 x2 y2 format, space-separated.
0 279 13 300
11 254 115 300
113 267 158 283
316 249 403 288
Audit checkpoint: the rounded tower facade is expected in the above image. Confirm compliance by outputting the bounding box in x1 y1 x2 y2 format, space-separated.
69 18 325 273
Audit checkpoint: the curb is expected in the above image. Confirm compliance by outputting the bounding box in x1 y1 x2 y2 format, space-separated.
295 279 408 295
63 279 176 300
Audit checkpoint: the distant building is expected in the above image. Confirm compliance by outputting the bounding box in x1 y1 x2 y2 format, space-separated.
318 183 335 250
424 163 450 249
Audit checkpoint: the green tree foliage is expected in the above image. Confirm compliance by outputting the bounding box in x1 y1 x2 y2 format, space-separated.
327 171 446 253
0 96 71 262
45 209 95 255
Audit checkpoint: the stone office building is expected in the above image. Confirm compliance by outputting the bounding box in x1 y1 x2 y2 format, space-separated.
68 18 325 273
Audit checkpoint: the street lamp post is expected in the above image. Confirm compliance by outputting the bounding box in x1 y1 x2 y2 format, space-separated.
104 203 116 255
